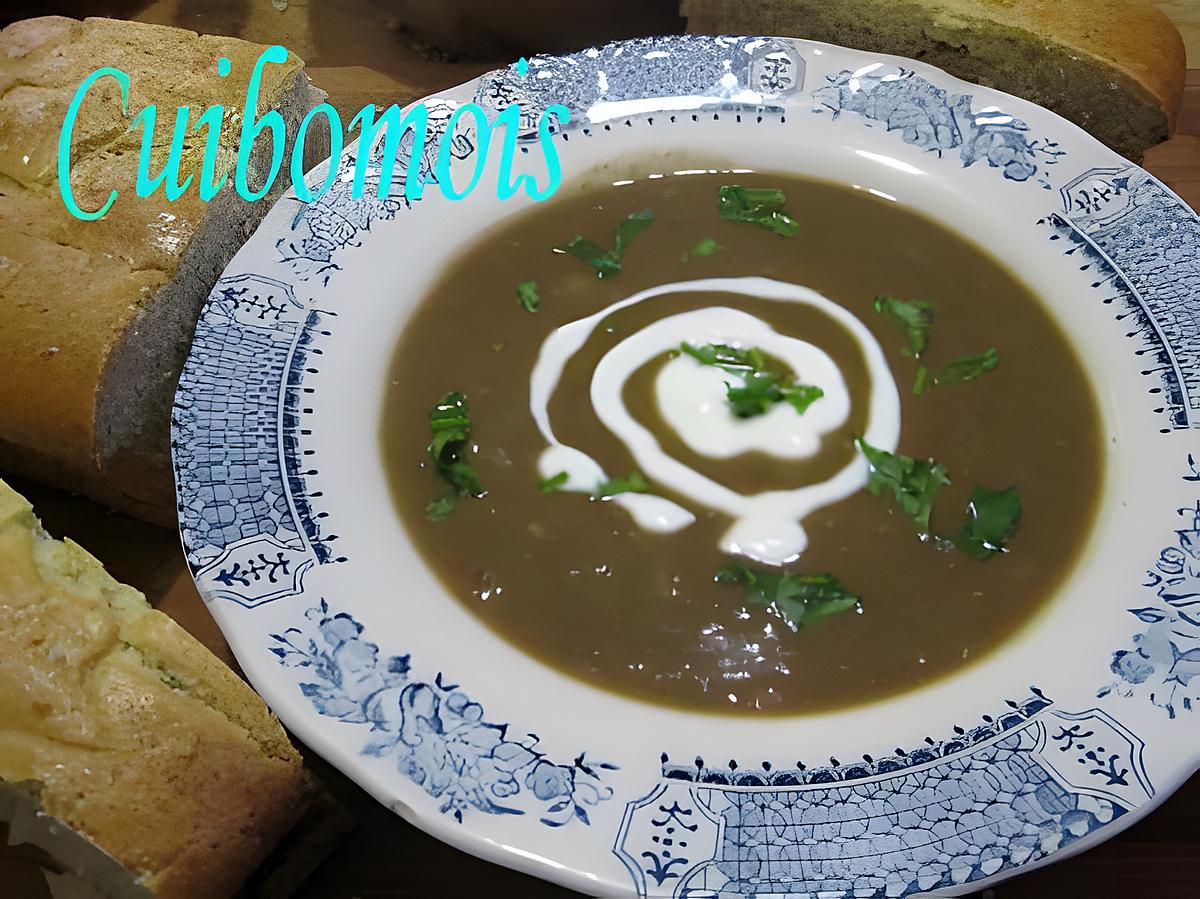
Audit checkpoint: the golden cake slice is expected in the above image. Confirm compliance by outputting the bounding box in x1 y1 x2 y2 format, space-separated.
0 478 311 898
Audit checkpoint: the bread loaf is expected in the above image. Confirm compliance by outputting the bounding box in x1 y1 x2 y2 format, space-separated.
0 17 328 524
683 0 1186 161
0 478 312 897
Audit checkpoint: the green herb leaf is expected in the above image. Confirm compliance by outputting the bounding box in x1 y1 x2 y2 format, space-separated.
425 391 485 521
596 471 649 497
717 185 800 237
516 280 540 313
781 383 825 414
682 341 822 419
725 372 786 418
438 460 484 496
913 365 928 396
933 347 999 386
716 565 859 631
873 295 936 358
428 393 469 459
557 210 654 278
856 437 949 534
538 471 569 493
682 237 722 261
614 208 654 256
558 236 621 277
954 486 1022 559
424 492 459 522
680 341 764 373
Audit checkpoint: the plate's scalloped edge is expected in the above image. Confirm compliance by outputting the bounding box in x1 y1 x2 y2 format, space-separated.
268 598 619 827
1046 166 1200 431
1098 455 1200 720
170 273 343 608
614 704 1153 898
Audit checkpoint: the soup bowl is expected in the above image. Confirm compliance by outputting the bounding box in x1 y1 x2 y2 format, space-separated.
172 35 1200 897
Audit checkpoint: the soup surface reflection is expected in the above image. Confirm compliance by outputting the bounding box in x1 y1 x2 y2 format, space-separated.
381 171 1102 714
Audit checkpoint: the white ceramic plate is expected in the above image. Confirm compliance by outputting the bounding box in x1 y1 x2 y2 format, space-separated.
172 36 1200 897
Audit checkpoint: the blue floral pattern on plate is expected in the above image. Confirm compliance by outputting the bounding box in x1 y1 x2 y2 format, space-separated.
813 65 1065 187
271 599 616 824
1101 455 1200 718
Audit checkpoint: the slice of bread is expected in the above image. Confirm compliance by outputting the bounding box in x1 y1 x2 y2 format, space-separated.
683 0 1187 161
0 478 312 897
0 17 328 525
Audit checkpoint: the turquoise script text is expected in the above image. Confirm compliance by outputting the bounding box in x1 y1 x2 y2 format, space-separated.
57 45 569 220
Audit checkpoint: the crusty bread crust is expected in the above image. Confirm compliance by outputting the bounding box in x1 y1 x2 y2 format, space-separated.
683 0 1187 158
922 0 1185 130
0 17 326 524
0 479 312 897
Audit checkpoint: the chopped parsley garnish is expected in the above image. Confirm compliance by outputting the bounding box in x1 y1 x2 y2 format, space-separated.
680 341 823 418
954 486 1022 559
540 470 649 498
424 391 485 521
615 208 654 255
727 374 825 418
781 383 825 414
538 471 569 493
596 471 649 497
424 493 458 521
725 372 779 417
874 295 936 358
913 365 929 396
682 237 722 261
933 347 999 387
559 236 619 276
716 565 859 631
717 186 800 237
557 209 654 278
856 437 949 534
516 280 540 313
680 341 764 372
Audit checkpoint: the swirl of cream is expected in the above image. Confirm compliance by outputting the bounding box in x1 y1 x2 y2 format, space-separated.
529 277 900 565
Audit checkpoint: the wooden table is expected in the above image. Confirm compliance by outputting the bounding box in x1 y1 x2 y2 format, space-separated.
1144 69 1200 210
3 19 1198 898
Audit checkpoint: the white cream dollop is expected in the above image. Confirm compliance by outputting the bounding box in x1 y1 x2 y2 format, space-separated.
529 277 901 565
652 313 850 460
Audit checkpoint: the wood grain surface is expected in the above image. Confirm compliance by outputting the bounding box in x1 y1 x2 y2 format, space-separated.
2 4 1197 892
